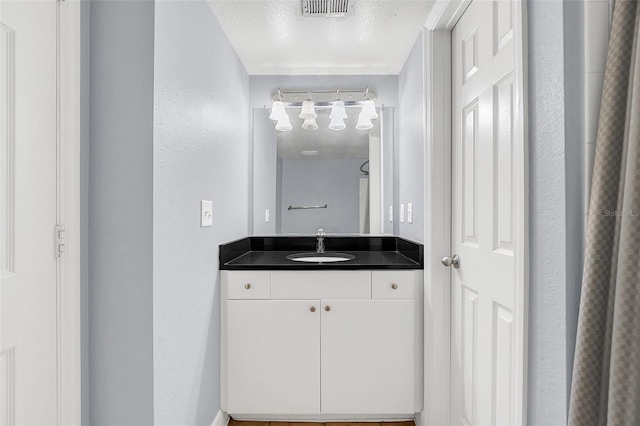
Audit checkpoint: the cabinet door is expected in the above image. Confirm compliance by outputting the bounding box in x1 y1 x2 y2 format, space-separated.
321 300 416 414
226 300 320 414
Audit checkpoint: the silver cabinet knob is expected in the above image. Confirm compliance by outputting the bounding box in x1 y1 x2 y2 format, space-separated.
441 254 460 269
244 283 251 289
324 305 331 312
391 283 398 289
310 306 316 313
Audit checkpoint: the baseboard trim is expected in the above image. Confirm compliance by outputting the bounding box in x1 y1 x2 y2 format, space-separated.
212 410 230 426
414 411 425 426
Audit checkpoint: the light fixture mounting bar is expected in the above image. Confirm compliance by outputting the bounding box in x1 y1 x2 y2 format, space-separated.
272 89 376 107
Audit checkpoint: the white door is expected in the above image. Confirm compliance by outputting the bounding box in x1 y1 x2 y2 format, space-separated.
320 300 415 414
0 1 59 424
225 300 321 414
450 1 521 425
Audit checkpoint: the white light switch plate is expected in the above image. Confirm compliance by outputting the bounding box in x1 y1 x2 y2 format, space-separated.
201 200 213 227
407 203 413 223
265 208 270 223
388 205 393 222
400 204 405 223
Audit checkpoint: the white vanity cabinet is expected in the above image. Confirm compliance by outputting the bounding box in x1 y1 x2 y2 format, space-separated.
225 299 321 414
320 299 416 414
221 270 423 419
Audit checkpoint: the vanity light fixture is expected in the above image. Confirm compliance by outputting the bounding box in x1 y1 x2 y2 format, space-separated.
329 100 348 130
269 96 293 132
301 118 319 131
269 100 286 121
299 100 317 120
360 99 378 119
299 99 319 131
269 88 378 132
356 99 377 130
329 116 346 131
355 114 373 130
275 115 293 132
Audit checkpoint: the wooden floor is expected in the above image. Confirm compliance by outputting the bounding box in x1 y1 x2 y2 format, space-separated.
229 421 415 426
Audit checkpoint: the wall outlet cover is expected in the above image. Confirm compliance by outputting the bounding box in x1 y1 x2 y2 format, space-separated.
400 204 405 223
388 205 393 222
265 208 270 223
407 203 413 223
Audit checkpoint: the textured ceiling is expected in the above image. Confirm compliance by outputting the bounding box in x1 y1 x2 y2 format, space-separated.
207 0 435 75
276 107 374 160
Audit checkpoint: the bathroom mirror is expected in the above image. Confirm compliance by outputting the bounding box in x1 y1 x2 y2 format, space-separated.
251 106 395 235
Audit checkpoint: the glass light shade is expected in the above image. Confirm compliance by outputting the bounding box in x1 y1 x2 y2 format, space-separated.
275 115 292 131
301 118 319 131
329 117 346 130
299 100 317 119
360 100 378 119
356 114 373 130
269 101 287 121
330 101 348 120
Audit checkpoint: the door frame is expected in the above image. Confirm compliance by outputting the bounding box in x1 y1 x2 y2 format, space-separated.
57 0 81 424
420 1 529 425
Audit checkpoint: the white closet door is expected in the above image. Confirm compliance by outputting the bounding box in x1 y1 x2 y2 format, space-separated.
0 1 59 424
451 1 521 425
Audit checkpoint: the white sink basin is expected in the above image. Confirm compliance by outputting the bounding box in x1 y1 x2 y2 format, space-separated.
286 252 355 263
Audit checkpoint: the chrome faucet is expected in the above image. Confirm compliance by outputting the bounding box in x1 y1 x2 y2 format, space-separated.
316 228 326 253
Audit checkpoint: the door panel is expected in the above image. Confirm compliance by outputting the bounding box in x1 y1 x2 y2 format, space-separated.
460 286 478 425
320 299 415 414
451 1 518 425
226 300 321 414
0 1 58 424
462 99 479 247
493 303 514 425
493 74 514 255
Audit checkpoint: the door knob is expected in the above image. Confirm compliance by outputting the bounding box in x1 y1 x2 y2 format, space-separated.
441 254 460 269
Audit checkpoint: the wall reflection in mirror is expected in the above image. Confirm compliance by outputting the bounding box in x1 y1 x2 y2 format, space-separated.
251 106 395 235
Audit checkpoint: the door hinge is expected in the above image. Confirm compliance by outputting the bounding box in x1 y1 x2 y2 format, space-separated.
56 225 66 258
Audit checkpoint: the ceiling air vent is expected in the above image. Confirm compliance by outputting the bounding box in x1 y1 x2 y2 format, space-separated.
302 0 352 17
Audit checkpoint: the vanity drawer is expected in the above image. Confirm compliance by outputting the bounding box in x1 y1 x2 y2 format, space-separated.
227 271 271 299
271 271 371 299
372 271 418 299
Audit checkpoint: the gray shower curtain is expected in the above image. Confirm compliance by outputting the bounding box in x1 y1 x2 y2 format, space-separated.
568 1 640 425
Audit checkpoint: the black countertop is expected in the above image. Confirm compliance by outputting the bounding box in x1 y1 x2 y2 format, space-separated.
219 236 424 270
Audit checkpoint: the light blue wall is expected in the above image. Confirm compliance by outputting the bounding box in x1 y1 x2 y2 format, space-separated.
88 1 155 424
249 75 399 109
252 109 278 235
153 1 250 424
527 1 585 424
398 35 425 243
383 108 396 235
562 0 585 404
